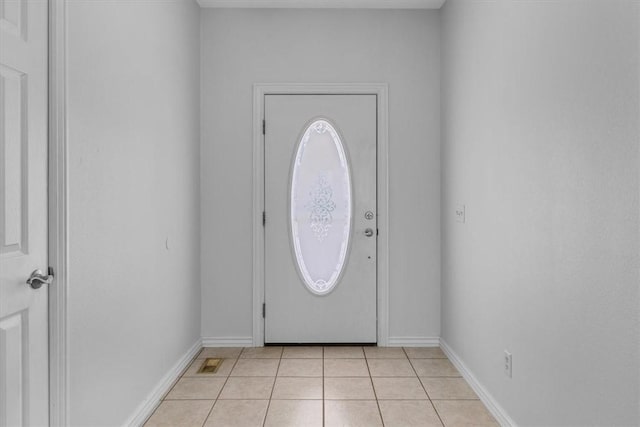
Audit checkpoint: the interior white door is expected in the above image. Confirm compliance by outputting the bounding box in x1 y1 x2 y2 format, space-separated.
0 0 49 425
265 94 377 343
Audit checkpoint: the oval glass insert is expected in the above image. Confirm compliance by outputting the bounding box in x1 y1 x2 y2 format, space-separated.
290 119 352 295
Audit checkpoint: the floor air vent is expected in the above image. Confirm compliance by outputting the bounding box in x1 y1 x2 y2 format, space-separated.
197 358 222 374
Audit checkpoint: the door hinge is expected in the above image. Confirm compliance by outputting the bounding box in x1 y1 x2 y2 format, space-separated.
262 211 266 226
262 303 266 318
377 229 379 236
262 119 266 135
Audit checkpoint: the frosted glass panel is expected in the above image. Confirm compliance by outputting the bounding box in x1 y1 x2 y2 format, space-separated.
290 119 352 295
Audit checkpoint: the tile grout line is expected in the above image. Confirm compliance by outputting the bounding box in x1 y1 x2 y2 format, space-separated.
404 347 446 427
262 347 283 427
364 348 385 427
200 348 242 427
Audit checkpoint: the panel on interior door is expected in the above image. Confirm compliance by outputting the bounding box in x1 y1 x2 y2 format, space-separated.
0 0 27 40
0 65 28 256
0 312 26 426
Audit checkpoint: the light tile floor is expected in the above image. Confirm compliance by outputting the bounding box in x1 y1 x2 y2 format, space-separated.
144 346 498 427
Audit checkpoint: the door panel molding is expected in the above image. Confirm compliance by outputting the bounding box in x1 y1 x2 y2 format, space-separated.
252 83 389 346
48 0 69 424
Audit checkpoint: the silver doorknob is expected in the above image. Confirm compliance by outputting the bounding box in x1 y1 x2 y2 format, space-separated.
26 269 53 290
364 228 374 237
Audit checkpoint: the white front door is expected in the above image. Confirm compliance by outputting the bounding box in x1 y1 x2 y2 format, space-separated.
0 0 49 425
264 94 377 343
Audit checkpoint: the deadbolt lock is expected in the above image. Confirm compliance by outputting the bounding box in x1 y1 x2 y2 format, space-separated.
364 211 374 220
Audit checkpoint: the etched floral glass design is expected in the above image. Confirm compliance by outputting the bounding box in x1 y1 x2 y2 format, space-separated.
290 119 352 295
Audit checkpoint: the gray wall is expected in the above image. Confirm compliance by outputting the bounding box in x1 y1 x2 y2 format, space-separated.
441 0 639 425
66 1 201 425
201 9 441 343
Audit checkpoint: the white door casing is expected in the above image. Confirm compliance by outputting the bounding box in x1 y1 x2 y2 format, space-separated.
0 0 49 425
264 94 377 343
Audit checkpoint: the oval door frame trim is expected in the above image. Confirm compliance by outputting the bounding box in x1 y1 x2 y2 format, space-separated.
252 83 390 346
288 117 354 297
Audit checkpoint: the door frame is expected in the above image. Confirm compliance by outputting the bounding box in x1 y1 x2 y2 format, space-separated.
48 0 69 425
252 83 390 347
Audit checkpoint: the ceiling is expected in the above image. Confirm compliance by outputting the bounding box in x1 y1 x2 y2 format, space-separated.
197 0 446 9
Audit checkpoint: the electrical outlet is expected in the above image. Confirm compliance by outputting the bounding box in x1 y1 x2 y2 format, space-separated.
504 350 512 378
455 204 465 223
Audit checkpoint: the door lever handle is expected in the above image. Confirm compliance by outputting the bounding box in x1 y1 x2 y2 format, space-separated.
26 269 53 290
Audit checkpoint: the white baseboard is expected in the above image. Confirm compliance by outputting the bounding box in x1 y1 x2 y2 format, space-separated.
387 336 440 347
439 339 517 427
125 339 202 427
202 336 254 347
